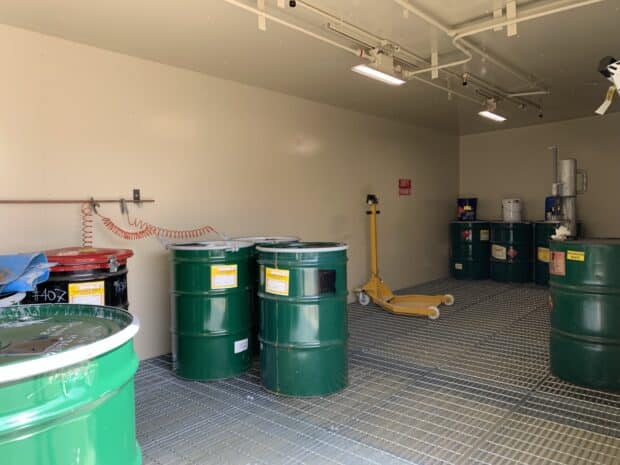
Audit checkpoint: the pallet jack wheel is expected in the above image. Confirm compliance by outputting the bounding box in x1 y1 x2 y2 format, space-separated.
428 306 440 320
357 291 371 306
443 294 455 306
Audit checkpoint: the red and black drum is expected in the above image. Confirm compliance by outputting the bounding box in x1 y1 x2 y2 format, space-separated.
23 247 133 309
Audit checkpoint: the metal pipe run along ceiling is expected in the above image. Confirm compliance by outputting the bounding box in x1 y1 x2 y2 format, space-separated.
223 0 607 118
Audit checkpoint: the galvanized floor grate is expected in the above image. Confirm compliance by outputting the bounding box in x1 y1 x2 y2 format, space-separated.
135 279 620 465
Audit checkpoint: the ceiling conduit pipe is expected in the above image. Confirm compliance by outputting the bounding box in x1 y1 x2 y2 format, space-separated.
297 0 577 111
294 0 484 105
312 0 544 104
451 0 605 91
454 39 543 90
323 20 498 107
403 41 472 77
450 0 605 37
327 23 538 109
221 0 361 56
408 76 484 105
393 0 605 90
222 0 483 106
508 90 550 97
461 72 543 110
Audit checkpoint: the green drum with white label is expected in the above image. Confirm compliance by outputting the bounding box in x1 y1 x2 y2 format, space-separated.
232 236 299 356
550 239 620 390
490 222 533 283
169 241 253 380
0 304 141 465
450 221 490 279
257 242 348 397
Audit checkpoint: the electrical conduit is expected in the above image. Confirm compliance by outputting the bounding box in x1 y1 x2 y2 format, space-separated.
394 0 605 89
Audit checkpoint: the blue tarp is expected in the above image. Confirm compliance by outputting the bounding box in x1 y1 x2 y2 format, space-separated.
0 253 51 294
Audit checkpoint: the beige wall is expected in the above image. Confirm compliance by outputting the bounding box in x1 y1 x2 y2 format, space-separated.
0 25 458 359
460 113 620 237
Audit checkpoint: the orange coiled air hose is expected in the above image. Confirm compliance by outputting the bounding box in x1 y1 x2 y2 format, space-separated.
80 203 95 247
86 205 219 242
125 214 218 240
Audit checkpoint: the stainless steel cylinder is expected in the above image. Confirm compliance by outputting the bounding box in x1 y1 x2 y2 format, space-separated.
557 158 578 235
558 159 577 196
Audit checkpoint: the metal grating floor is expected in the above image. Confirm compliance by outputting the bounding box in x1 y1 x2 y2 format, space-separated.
135 279 620 465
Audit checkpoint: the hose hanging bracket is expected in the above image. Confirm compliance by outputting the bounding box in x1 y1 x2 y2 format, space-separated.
120 198 128 215
89 197 100 215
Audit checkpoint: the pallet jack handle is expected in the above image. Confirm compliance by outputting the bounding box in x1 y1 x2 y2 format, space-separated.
365 194 380 279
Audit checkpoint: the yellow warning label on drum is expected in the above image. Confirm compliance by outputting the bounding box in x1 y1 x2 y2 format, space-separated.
492 244 507 260
537 247 550 263
211 264 238 289
480 230 490 241
567 250 585 262
68 281 105 305
265 267 290 296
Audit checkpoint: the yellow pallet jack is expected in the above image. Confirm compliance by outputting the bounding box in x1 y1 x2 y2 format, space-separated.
355 194 454 319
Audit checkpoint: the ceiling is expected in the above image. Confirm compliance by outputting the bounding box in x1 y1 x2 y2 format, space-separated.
0 0 618 134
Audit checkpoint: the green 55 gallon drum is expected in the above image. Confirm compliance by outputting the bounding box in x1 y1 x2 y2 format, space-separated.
450 221 490 279
549 239 620 390
169 241 253 380
490 222 533 283
0 304 141 465
257 242 348 397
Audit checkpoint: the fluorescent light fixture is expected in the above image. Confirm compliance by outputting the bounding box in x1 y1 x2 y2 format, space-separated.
352 64 405 86
478 110 507 122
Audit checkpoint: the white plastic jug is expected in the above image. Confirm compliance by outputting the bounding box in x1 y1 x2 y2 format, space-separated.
502 198 522 223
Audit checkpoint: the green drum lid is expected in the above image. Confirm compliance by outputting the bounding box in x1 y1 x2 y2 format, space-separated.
0 304 139 385
256 242 348 254
168 240 254 252
233 236 299 246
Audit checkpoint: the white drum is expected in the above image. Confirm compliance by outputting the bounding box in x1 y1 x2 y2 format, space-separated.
502 198 522 223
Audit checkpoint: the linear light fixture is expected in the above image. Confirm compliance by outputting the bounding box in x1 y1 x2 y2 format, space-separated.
478 110 507 122
478 98 506 122
351 64 406 86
